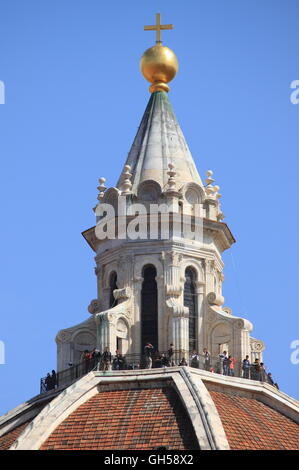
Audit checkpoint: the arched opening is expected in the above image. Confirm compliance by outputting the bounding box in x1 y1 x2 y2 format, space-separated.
184 267 197 353
109 271 118 308
141 264 158 353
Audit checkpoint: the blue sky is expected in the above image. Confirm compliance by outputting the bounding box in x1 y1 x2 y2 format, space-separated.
0 0 298 415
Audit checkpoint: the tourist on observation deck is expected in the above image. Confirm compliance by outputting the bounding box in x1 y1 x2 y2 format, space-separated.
228 356 236 376
168 343 175 366
102 347 112 371
190 350 200 368
144 343 154 369
92 349 101 370
260 363 267 382
219 351 229 375
203 348 211 371
242 356 251 379
267 372 279 390
179 357 188 366
113 350 125 370
251 358 261 381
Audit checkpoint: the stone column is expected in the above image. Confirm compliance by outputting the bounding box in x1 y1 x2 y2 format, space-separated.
95 312 111 351
163 251 182 288
195 281 205 349
117 254 134 291
132 277 143 355
166 298 189 361
163 251 187 357
204 259 215 295
156 273 165 352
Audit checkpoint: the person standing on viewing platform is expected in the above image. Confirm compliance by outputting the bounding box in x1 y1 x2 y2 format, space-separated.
167 343 175 366
102 347 112 371
179 357 188 366
251 358 261 381
190 350 200 368
144 343 154 369
203 348 211 371
219 351 228 375
242 356 251 379
260 362 267 382
92 349 101 370
267 372 279 389
228 356 236 376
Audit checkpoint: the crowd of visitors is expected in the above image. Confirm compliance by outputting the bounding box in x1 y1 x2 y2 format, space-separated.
142 345 279 388
43 344 279 392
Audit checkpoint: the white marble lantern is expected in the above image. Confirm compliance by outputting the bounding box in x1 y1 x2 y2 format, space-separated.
56 91 264 371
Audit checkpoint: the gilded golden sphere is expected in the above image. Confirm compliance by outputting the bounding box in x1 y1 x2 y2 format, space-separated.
140 45 179 93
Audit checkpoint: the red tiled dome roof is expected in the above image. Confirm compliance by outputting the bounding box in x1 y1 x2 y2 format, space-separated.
2 368 299 451
210 390 299 450
40 387 199 450
0 420 32 451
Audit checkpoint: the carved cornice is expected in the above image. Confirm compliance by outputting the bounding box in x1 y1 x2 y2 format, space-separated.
203 218 236 252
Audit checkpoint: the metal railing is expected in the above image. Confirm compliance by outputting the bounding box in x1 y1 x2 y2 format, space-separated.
40 351 272 394
40 357 99 393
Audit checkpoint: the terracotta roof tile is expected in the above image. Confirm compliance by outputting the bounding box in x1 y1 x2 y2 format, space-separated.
209 390 299 450
0 420 32 451
41 387 199 450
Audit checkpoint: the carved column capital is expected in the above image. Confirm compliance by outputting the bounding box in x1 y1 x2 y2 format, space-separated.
164 250 182 266
205 259 215 274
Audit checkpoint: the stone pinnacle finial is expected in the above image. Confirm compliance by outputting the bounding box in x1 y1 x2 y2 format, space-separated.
97 177 106 201
205 170 216 197
205 170 215 185
213 185 220 196
121 165 132 194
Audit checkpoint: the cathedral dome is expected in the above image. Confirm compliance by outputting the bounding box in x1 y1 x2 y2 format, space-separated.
1 368 299 451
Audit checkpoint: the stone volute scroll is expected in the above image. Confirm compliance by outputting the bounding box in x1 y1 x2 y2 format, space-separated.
88 299 102 315
113 287 131 303
207 292 225 307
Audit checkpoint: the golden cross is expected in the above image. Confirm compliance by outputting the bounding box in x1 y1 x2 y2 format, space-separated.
144 13 173 44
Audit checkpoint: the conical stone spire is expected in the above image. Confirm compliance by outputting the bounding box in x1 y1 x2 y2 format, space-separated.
117 91 203 193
